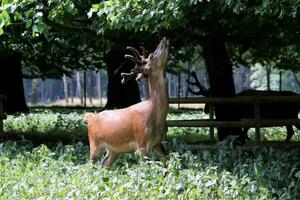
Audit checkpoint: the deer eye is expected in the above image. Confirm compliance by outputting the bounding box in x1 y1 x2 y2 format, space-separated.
149 54 154 60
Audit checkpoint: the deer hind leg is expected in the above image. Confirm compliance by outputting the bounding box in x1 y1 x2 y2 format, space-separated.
101 150 119 167
154 143 168 160
89 142 104 164
137 146 150 161
285 125 294 142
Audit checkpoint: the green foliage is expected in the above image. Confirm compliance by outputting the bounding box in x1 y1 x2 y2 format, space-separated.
0 138 300 199
3 111 86 139
0 0 104 78
2 0 300 78
2 109 300 198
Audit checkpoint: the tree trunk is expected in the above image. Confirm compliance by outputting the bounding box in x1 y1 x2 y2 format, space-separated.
63 74 69 104
279 71 282 91
177 73 181 98
83 71 87 107
167 74 171 97
293 72 300 90
97 71 103 105
173 75 176 97
104 48 141 109
70 76 74 104
266 65 271 91
31 79 38 105
0 53 28 114
76 72 83 105
40 80 45 102
87 71 93 106
203 39 244 143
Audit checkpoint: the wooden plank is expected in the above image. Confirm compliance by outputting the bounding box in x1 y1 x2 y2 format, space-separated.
187 141 300 150
255 95 300 103
256 119 300 126
169 96 300 104
166 120 256 127
166 119 300 128
254 101 261 143
169 97 257 104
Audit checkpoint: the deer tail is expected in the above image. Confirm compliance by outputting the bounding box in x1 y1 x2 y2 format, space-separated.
84 112 95 121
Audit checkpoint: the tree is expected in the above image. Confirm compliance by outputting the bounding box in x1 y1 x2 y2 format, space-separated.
0 0 142 111
0 53 28 113
89 0 300 142
2 0 300 142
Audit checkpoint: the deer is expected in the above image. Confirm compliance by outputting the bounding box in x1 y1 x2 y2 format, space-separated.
84 38 169 166
187 71 300 142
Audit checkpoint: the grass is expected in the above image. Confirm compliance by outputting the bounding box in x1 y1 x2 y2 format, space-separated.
0 139 300 199
1 108 300 199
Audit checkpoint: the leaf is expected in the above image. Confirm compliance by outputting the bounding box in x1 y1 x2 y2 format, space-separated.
92 4 100 11
87 9 93 18
1 10 11 26
32 24 44 33
13 11 22 21
205 179 216 187
295 171 300 179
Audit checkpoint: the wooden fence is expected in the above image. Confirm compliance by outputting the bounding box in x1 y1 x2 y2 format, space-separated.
167 96 300 144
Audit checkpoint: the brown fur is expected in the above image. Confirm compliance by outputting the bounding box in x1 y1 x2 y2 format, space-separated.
85 38 169 166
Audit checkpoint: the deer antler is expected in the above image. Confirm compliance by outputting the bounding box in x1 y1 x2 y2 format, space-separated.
121 72 137 84
120 46 147 84
126 47 142 62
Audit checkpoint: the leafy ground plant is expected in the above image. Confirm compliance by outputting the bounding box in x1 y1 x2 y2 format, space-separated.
0 139 300 199
1 109 300 199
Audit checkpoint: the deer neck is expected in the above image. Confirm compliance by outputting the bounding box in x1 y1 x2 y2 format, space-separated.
148 70 169 121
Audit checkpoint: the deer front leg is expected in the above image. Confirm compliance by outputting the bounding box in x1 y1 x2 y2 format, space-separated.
89 142 104 164
101 150 119 167
137 147 149 161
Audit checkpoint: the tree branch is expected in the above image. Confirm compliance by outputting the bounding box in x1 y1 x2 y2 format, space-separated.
293 72 300 89
42 11 94 34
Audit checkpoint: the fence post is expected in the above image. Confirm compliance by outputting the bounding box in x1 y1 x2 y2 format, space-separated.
254 99 261 144
209 104 215 142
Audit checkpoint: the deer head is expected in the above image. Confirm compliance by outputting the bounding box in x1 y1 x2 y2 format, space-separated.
121 38 169 84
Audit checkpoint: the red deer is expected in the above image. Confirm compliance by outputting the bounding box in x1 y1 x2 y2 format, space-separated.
187 71 300 141
84 38 169 166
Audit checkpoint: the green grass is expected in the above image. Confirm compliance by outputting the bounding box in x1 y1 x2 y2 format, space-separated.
1 139 300 199
1 109 300 199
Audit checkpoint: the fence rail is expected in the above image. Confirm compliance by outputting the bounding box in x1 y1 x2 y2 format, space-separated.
169 96 300 104
167 96 300 144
